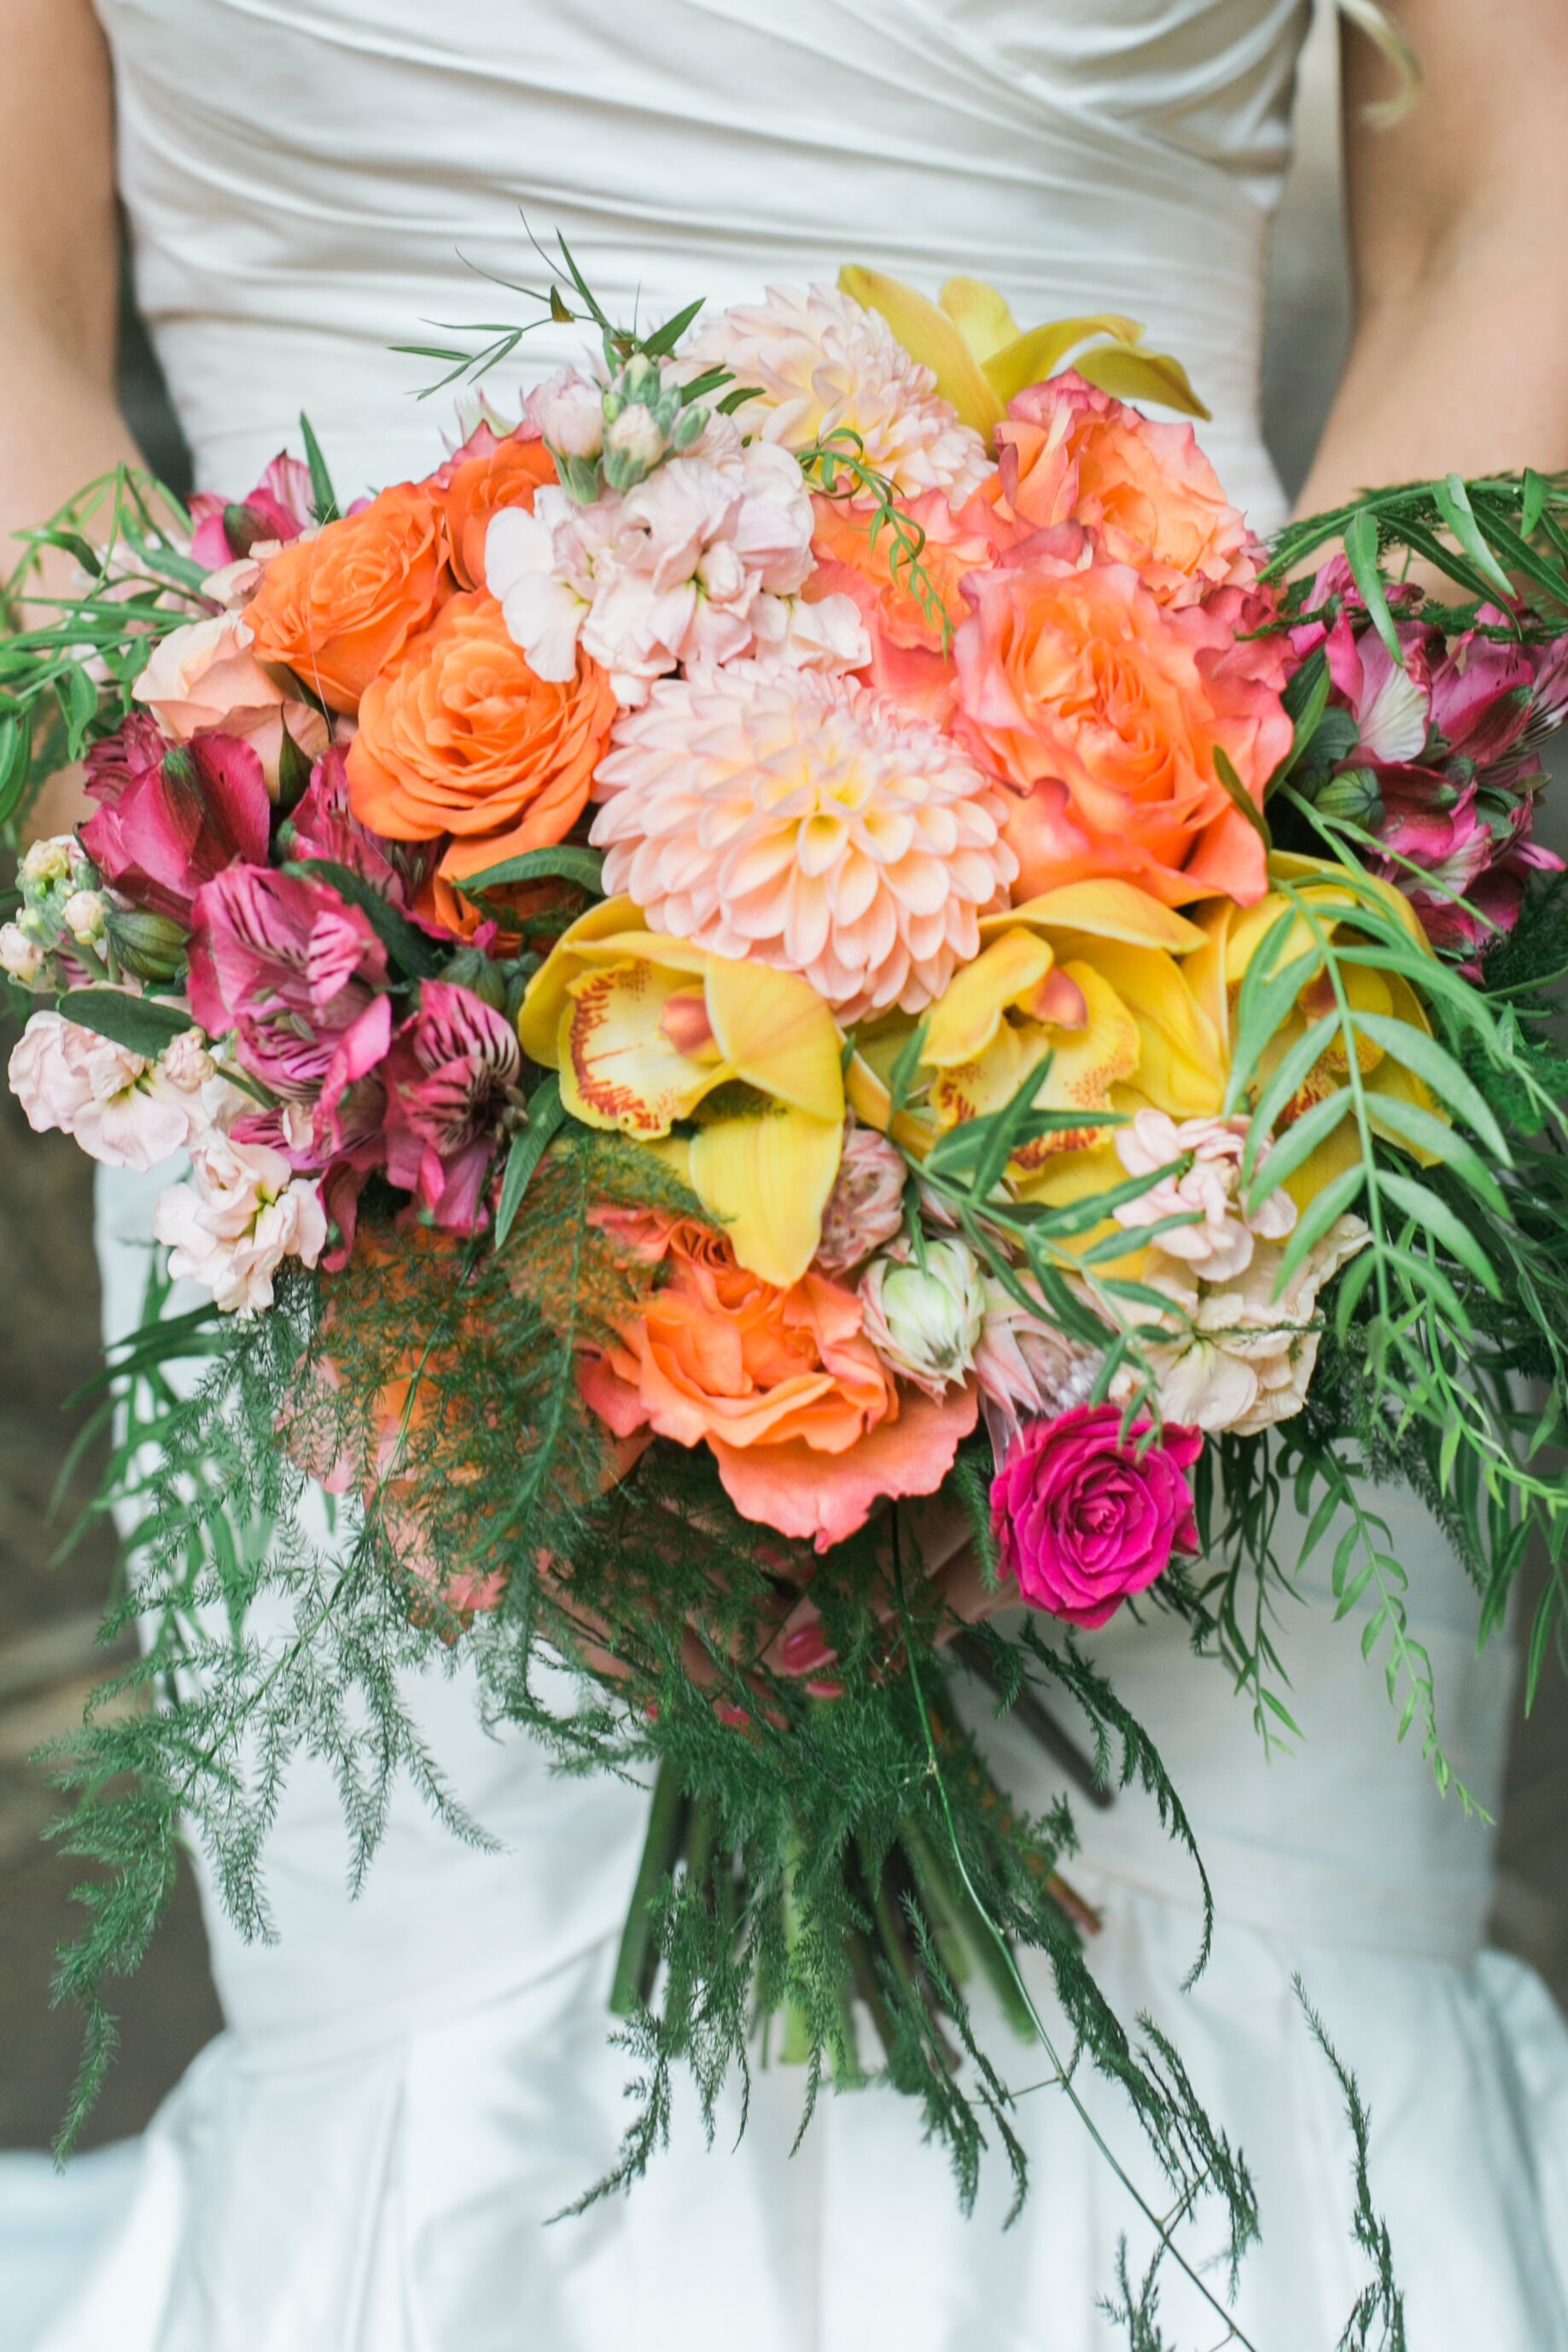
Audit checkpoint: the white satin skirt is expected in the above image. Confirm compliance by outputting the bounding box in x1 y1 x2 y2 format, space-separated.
4 1170 1568 2352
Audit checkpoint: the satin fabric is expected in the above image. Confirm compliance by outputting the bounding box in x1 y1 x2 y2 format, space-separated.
12 2 1567 2343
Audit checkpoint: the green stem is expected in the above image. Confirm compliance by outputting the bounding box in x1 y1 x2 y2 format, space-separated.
608 1760 688 2020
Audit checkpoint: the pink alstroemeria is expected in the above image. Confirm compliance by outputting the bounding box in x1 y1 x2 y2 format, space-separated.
188 865 393 1113
382 979 520 1230
286 745 425 905
189 452 314 571
83 717 272 926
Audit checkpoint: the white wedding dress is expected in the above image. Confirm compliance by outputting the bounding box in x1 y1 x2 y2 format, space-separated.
7 3 1568 2347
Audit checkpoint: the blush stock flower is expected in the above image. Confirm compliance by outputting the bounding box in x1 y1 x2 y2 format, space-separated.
8 1009 202 1171
990 1403 1202 1628
486 411 867 708
1112 1109 1296 1281
154 1125 329 1313
591 661 1017 1021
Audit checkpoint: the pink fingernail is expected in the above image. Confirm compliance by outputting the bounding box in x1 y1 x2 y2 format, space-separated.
782 1625 837 1673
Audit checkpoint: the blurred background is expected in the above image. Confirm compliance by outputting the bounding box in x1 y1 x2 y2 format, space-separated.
2 4 1564 2158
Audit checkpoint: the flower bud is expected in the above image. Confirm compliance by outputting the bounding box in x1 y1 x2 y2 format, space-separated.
858 1238 987 1401
439 947 510 1013
61 889 108 944
20 836 73 886
0 921 44 984
1313 766 1384 829
160 1027 218 1092
528 369 605 463
104 903 189 983
603 403 668 490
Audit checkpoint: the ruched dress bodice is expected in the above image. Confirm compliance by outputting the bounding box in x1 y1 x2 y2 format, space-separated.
21 5 1563 2347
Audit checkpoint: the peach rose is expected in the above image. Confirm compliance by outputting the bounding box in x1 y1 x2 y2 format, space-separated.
807 489 997 655
440 426 558 592
973 373 1261 608
132 612 329 792
346 589 615 882
955 534 1290 907
580 1212 977 1550
245 481 450 715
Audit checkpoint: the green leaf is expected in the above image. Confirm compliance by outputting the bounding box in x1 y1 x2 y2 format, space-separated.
1343 507 1404 669
1212 744 1272 848
1521 469 1550 544
1244 1086 1353 1209
1365 1091 1508 1214
1268 651 1332 796
0 715 31 827
1379 1170 1501 1296
283 859 446 979
639 297 704 359
494 1076 566 1250
1351 1011 1512 1160
1242 1012 1338 1178
458 844 606 897
1224 919 1320 1115
55 989 195 1059
1463 493 1568 613
886 1018 930 1119
298 412 339 527
1275 1164 1366 1288
715 383 765 416
1433 475 1516 602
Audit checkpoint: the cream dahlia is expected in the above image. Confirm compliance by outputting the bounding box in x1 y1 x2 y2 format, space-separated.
685 285 992 506
591 662 1017 1021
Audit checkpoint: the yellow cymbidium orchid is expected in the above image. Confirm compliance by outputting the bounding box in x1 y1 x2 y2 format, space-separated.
518 897 846 1287
1190 851 1448 1211
847 880 1224 1213
839 266 1210 439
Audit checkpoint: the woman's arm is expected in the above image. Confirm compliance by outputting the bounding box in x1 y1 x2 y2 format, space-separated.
1297 0 1568 515
3 0 145 837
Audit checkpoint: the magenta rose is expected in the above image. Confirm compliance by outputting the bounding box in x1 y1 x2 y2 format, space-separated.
990 1404 1202 1628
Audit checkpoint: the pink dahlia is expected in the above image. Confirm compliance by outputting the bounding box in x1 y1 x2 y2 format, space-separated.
591 662 1018 1020
684 284 992 505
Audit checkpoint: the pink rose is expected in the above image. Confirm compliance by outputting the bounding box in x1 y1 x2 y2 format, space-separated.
990 1403 1202 1628
133 611 329 792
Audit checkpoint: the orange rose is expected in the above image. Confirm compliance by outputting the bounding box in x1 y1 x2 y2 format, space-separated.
440 428 557 592
807 489 996 654
580 1213 977 1551
246 481 450 715
346 590 615 882
955 536 1291 908
973 373 1259 609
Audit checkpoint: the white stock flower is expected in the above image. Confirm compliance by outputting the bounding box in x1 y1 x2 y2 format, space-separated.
1113 1109 1296 1282
8 1010 201 1170
154 1129 328 1314
1113 1216 1370 1436
0 922 43 983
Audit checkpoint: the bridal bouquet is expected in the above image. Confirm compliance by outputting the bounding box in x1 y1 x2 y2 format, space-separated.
5 249 1568 2298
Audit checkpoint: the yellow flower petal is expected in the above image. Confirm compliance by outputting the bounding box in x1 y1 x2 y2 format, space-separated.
982 313 1145 406
517 894 647 1067
702 955 844 1124
559 958 722 1137
690 1104 844 1287
838 265 1004 436
1070 942 1227 1118
984 881 1208 956
1009 965 1142 1168
921 929 1055 1068
938 277 1023 363
1072 341 1210 421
